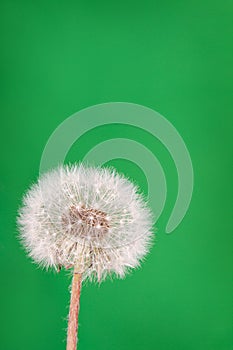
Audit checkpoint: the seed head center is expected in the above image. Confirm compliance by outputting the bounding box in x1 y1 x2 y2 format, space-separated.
71 205 110 228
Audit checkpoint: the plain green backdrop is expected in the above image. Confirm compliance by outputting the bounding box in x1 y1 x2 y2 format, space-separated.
0 1 232 350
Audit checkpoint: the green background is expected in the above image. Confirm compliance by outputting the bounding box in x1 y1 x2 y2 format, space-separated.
0 1 232 350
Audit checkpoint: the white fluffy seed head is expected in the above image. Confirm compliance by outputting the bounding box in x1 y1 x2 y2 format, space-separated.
18 164 154 282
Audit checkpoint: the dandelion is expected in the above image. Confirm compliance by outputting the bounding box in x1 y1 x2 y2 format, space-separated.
18 164 154 350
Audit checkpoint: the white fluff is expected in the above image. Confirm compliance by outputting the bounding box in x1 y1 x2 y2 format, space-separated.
18 164 154 281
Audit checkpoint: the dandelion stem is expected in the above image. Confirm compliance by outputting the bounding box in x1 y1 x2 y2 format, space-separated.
66 271 82 350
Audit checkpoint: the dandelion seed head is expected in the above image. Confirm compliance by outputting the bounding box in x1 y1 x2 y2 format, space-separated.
18 164 154 281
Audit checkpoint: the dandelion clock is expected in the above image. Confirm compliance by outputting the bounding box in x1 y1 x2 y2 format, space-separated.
18 164 154 350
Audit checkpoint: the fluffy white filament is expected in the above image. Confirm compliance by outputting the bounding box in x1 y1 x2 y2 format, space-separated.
18 164 154 281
